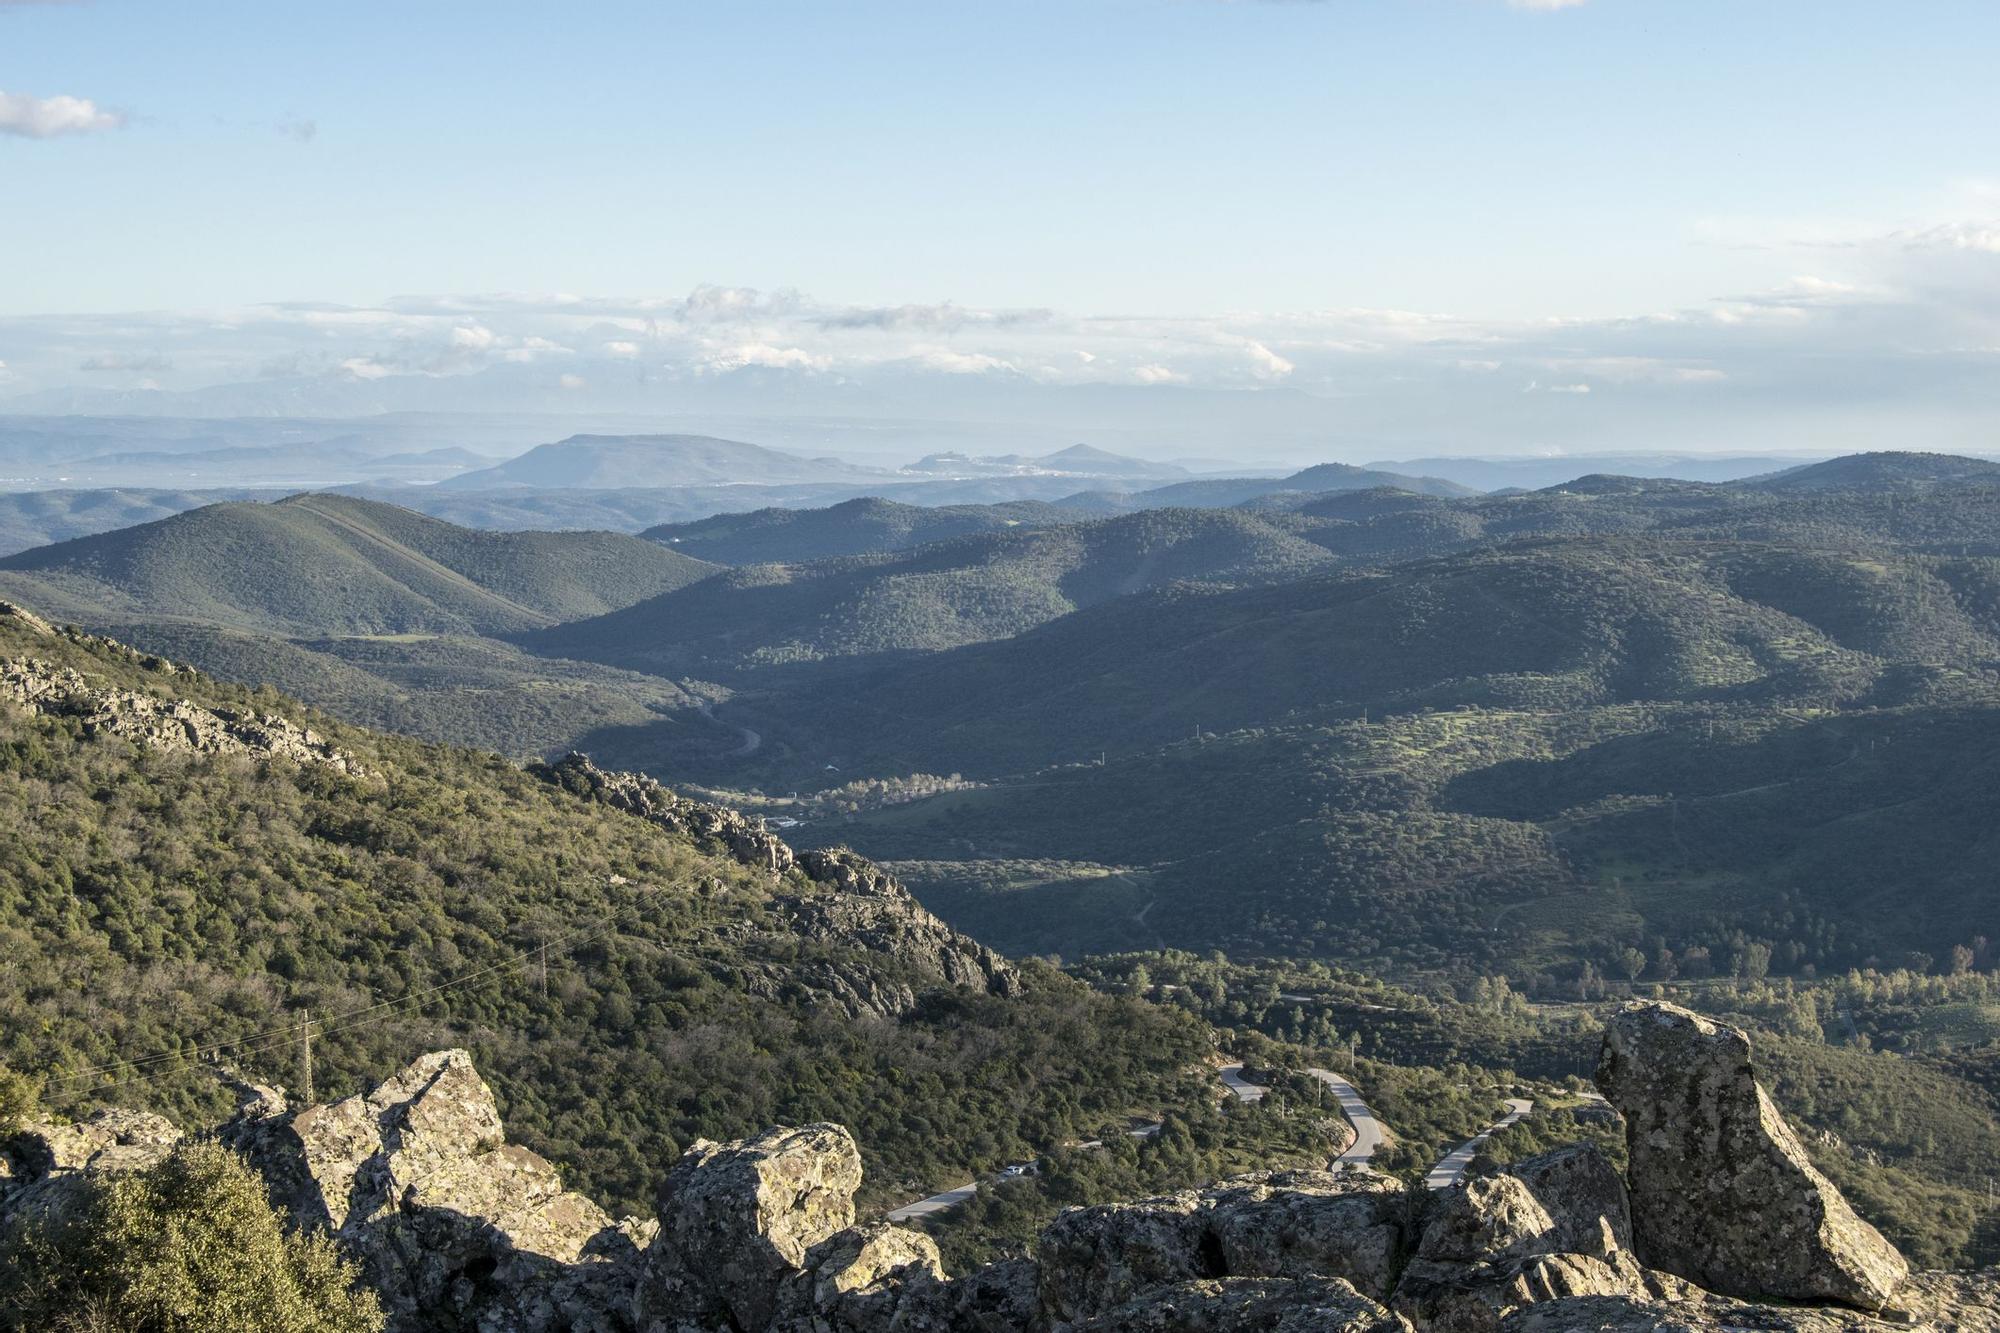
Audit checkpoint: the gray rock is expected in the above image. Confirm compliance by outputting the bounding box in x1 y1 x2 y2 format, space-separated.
0 652 367 775
773 1220 952 1332
1393 1146 1688 1333
636 1122 865 1333
1596 1002 1909 1312
225 1049 639 1333
1072 1276 1411 1333
1037 1169 1412 1324
0 1107 183 1225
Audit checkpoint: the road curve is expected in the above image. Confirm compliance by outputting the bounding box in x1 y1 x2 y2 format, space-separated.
1424 1098 1533 1191
890 1062 1385 1221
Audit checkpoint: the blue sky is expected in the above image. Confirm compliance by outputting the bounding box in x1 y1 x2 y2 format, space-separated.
2 0 1998 456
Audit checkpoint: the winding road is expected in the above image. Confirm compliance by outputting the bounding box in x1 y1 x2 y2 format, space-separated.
1423 1098 1533 1191
889 1062 1384 1222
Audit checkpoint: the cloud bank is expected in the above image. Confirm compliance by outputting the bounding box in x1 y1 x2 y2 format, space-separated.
2 207 1996 459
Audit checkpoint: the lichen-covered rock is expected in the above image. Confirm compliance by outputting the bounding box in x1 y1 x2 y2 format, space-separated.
772 1221 951 1332
1501 1272 2000 1332
636 1122 865 1333
225 1049 638 1332
1072 1276 1411 1333
0 1107 183 1225
1392 1145 1686 1333
1037 1169 1412 1324
1597 1002 1908 1311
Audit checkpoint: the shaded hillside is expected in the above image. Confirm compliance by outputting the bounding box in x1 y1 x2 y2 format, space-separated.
722 541 1976 776
0 492 718 636
442 433 886 490
528 507 1342 676
0 608 1217 1218
643 496 1079 565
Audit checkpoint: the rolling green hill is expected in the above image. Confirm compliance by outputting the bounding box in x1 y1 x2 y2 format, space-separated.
642 495 1079 565
528 506 1343 676
0 492 719 637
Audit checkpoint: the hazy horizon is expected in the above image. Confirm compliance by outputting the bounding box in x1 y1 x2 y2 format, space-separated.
4 0 1998 461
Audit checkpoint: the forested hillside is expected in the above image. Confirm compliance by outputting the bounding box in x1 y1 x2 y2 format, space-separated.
0 608 1218 1216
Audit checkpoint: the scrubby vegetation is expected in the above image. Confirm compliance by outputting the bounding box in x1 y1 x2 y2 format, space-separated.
0 1142 384 1333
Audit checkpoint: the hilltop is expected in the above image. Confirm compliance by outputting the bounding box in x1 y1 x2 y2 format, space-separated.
643 496 1078 565
442 433 888 490
0 492 718 637
1745 451 2000 494
526 506 1341 676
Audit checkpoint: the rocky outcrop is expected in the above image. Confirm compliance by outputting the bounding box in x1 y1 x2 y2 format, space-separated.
0 1107 183 1224
637 1122 866 1331
222 1049 646 1332
532 751 800 875
1597 1002 1909 1312
1037 1169 1412 1323
13 1032 1989 1333
0 652 367 775
1393 1145 1690 1333
1073 1277 1410 1332
531 753 1021 1011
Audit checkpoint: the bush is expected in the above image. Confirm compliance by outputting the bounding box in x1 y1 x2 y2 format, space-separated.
0 1142 383 1333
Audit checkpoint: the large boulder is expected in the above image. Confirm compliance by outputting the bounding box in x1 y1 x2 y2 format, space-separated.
225 1049 643 1332
1037 1169 1412 1325
1596 1002 1908 1312
635 1122 864 1332
1392 1145 1688 1333
772 1220 952 1332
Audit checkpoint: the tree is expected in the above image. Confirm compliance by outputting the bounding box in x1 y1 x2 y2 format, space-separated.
1618 948 1648 984
0 1142 383 1333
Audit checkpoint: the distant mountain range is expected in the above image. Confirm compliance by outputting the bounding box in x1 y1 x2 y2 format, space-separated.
439 433 891 490
903 443 1193 481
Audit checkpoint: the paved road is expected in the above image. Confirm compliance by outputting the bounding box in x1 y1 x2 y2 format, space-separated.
1220 1063 1384 1168
1424 1098 1533 1191
891 1062 1384 1221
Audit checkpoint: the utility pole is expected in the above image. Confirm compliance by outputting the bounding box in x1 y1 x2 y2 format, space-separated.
299 1008 314 1106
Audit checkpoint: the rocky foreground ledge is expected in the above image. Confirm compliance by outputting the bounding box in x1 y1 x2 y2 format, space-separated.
4 1001 1997 1332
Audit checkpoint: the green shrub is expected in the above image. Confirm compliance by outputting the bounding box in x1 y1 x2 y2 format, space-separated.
0 1142 382 1333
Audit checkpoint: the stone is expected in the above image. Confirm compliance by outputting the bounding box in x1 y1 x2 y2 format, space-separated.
1392 1146 1687 1333
224 1049 638 1333
0 1107 183 1226
1072 1276 1412 1333
772 1221 952 1332
1036 1169 1412 1324
636 1122 865 1333
1596 1001 1908 1312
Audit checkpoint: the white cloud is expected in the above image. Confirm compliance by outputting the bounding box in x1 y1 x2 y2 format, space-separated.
449 323 497 350
705 343 831 373
0 90 125 138
1507 0 1589 9
1242 340 1295 380
1134 363 1187 385
339 356 393 380
908 348 1017 375
558 373 587 390
601 340 642 359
